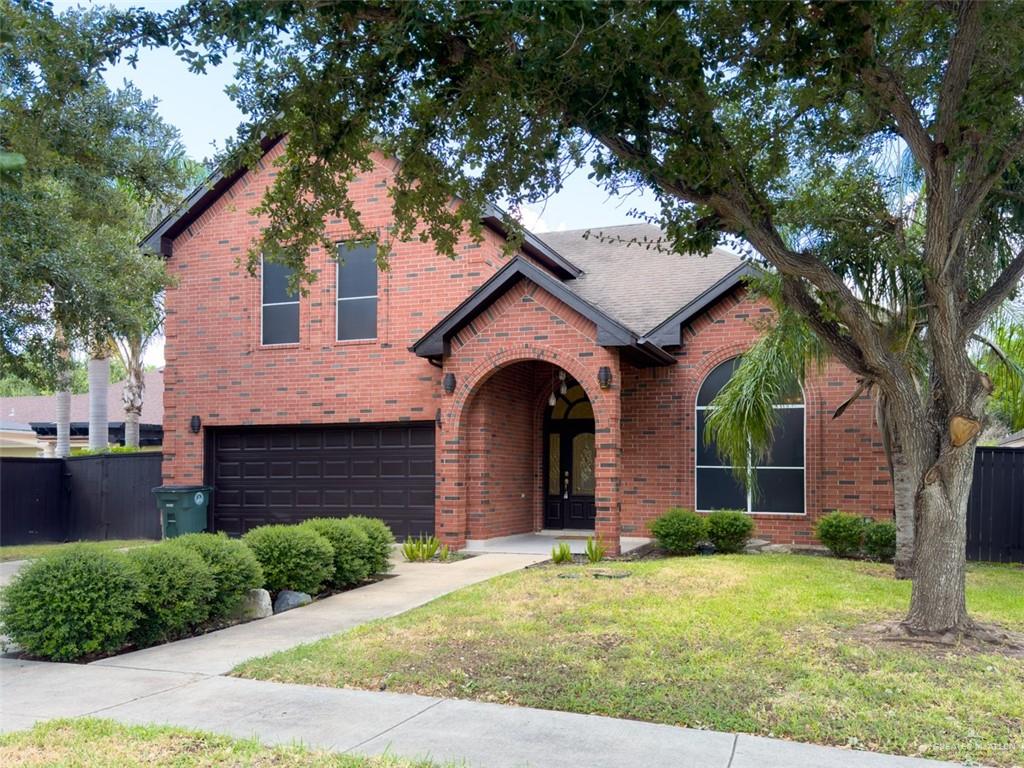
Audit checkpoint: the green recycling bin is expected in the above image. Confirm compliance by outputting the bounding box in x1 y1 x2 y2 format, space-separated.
153 485 212 539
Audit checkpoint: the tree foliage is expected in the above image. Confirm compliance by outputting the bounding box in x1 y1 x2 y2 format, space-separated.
0 0 188 388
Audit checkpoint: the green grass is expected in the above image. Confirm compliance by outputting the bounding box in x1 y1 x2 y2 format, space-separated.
0 718 439 767
235 554 1024 767
0 539 155 562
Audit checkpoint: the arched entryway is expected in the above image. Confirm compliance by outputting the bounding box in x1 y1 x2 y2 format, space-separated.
543 378 596 529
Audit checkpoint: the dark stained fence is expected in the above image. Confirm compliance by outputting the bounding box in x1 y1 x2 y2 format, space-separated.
967 447 1024 563
0 453 162 546
0 458 66 545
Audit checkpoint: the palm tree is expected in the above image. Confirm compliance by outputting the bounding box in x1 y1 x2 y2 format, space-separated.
87 339 111 451
113 299 162 449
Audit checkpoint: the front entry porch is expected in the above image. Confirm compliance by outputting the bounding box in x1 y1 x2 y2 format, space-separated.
464 532 650 556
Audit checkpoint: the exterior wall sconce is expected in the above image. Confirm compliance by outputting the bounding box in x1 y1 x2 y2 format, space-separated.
598 366 613 390
442 372 456 394
189 415 202 434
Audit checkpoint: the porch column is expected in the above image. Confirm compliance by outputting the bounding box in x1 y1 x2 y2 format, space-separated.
593 364 622 555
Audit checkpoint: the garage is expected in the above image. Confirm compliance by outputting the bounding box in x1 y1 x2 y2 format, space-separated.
207 423 435 539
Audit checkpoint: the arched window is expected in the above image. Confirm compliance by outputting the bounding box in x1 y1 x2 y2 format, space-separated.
695 358 804 514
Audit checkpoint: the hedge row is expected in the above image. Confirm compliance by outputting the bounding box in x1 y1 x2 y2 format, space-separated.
649 508 754 554
815 511 897 561
0 516 395 662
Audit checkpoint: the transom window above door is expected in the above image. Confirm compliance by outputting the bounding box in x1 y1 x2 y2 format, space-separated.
337 242 378 341
261 257 300 345
695 358 805 515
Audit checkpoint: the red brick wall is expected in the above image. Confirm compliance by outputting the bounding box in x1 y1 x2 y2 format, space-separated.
620 288 894 544
162 144 512 485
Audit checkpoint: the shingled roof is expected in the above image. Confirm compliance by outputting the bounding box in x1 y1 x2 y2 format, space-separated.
536 224 747 336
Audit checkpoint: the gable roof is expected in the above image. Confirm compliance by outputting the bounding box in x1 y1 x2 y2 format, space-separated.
0 369 164 428
411 256 676 366
536 224 749 336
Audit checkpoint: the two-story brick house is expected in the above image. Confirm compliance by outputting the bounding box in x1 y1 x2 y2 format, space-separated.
144 139 893 554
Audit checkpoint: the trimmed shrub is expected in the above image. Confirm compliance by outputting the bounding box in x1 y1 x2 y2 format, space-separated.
815 512 866 558
127 544 215 646
300 518 371 587
650 508 708 555
242 525 334 595
864 521 898 562
168 533 264 619
348 516 395 575
706 510 754 554
0 546 141 661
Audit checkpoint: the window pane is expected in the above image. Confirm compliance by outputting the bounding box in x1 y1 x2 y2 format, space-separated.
567 401 594 420
262 303 299 345
338 243 378 298
753 469 804 513
263 260 298 304
337 297 377 340
764 408 803 467
548 433 560 495
695 409 725 466
572 433 595 495
696 358 741 406
696 467 747 511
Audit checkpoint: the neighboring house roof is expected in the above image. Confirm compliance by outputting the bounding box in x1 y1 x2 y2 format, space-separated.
999 428 1024 447
537 224 749 336
0 369 164 427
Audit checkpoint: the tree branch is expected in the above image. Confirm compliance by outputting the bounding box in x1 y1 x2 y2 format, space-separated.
780 276 869 376
954 127 1024 238
962 246 1024 333
860 64 935 176
934 0 982 146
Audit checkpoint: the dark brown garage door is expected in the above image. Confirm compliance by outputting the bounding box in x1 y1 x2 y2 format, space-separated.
208 423 435 539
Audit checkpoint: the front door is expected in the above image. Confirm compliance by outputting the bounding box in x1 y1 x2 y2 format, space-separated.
543 380 596 530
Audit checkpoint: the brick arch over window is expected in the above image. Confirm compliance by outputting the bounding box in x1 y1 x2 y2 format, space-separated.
436 342 623 553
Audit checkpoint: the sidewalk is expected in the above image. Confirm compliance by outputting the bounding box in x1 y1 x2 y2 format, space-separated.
0 659 958 768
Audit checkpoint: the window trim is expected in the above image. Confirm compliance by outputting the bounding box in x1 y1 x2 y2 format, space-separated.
335 243 378 342
260 254 300 347
694 362 806 516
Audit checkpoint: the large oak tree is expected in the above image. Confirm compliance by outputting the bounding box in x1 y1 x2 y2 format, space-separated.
150 0 1024 637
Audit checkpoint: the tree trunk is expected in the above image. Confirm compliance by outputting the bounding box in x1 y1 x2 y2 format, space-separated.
54 386 71 458
891 450 917 580
122 367 144 449
88 354 110 451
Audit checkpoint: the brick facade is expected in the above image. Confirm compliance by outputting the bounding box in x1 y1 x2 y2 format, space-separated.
162 151 893 552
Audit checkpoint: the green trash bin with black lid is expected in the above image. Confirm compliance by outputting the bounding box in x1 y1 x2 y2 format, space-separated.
153 486 212 539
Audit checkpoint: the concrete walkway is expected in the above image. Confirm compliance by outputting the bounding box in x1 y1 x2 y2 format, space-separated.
0 551 961 767
0 659 958 767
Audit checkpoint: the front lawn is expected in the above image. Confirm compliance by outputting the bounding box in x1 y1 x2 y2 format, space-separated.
236 554 1024 767
0 718 437 767
0 539 154 562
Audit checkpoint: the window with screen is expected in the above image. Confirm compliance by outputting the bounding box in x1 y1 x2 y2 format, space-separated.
695 358 804 514
261 257 299 345
337 243 378 341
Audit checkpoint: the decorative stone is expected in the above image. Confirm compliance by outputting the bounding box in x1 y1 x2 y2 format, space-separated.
761 543 794 554
229 588 272 621
744 538 771 553
273 590 312 614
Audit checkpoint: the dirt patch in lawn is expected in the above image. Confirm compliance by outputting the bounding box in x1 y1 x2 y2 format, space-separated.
846 620 1024 659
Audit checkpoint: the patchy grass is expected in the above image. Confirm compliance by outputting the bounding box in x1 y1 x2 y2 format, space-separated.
0 539 155 562
0 718 439 767
236 554 1024 767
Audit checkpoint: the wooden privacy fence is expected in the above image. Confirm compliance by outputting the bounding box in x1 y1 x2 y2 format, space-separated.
1 453 163 546
966 447 1024 564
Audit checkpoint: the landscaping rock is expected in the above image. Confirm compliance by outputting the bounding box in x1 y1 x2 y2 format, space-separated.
273 590 312 614
762 543 794 554
229 588 272 622
744 538 772 553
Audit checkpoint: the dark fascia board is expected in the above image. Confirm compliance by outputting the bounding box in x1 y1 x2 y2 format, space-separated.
481 203 582 280
140 135 286 257
643 262 763 347
411 255 674 366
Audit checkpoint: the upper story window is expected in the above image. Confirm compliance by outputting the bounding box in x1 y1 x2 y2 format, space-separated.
695 357 805 515
261 257 300 345
337 242 378 341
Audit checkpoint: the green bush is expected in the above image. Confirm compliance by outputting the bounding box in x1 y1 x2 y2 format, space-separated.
864 521 898 562
300 518 371 586
706 510 754 554
348 516 395 575
0 546 141 661
168 532 264 618
815 512 867 558
650 508 708 554
402 534 440 562
242 525 334 595
127 544 215 646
